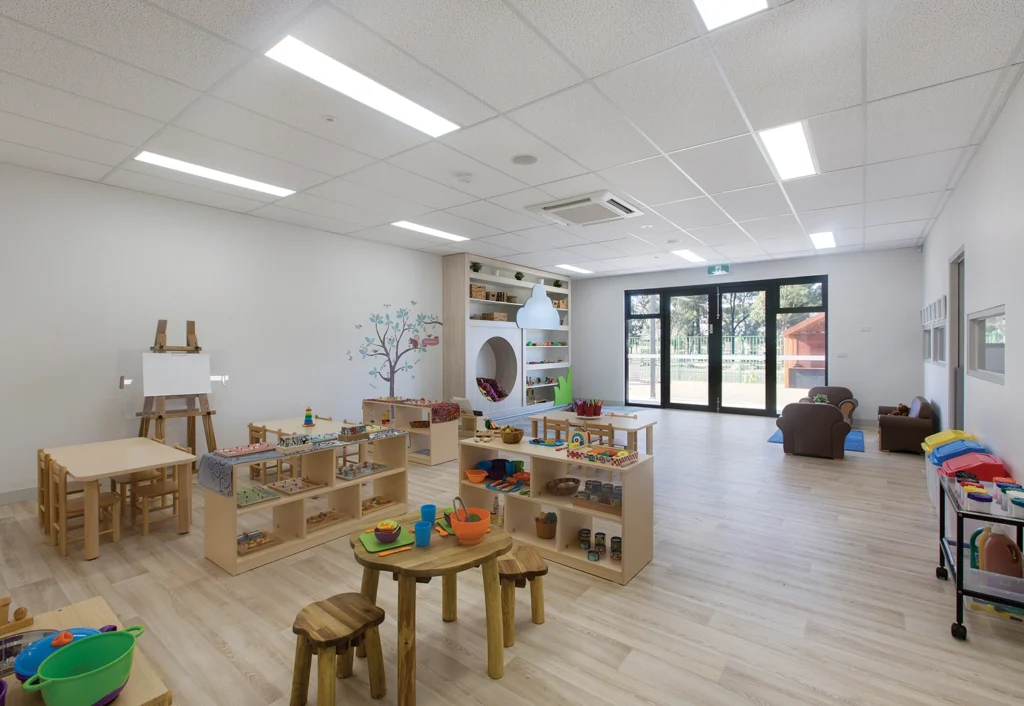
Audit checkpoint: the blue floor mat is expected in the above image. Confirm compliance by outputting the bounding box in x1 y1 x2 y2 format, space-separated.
769 428 865 452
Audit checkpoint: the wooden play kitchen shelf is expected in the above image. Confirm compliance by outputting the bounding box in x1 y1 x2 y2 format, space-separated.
5 596 171 706
362 399 458 466
458 438 653 585
204 432 408 575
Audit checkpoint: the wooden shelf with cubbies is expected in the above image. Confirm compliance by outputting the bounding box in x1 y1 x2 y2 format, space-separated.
457 437 653 585
362 399 458 466
204 432 408 575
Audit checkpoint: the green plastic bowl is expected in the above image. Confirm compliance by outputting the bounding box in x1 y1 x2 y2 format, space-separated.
22 626 144 706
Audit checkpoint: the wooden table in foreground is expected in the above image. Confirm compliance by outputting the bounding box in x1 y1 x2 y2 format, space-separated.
526 410 657 453
460 437 653 585
43 438 195 560
351 511 512 706
6 596 171 706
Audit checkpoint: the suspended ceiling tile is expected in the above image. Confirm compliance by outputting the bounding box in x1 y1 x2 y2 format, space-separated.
478 232 537 253
352 224 448 248
866 148 965 201
0 141 110 181
124 158 280 202
784 167 864 212
598 156 701 206
288 5 495 127
712 241 770 260
865 192 944 226
709 0 861 129
144 126 331 191
446 200 545 232
864 220 930 243
595 41 748 152
250 203 363 235
560 242 633 261
558 211 680 242
565 258 626 273
655 196 732 230
306 178 433 221
712 183 792 222
148 0 315 49
866 71 999 163
807 106 864 173
403 210 502 239
0 72 162 146
0 111 136 166
214 57 430 159
668 135 775 195
174 97 374 177
277 192 393 227
1 0 248 90
971 64 1023 144
738 214 804 241
504 249 577 267
105 169 267 213
866 0 1024 101
761 236 814 254
443 117 586 185
329 0 580 111
457 238 520 259
344 162 476 210
687 223 750 247
538 173 613 200
864 238 921 251
508 83 657 171
506 0 699 76
834 228 864 247
514 225 588 249
796 204 864 233
0 17 199 121
487 187 554 215
387 142 528 198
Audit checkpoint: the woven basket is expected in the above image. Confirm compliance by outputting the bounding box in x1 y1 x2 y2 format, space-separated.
501 428 524 444
546 477 580 496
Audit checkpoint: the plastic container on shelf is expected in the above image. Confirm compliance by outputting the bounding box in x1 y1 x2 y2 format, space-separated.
942 452 1007 484
928 439 988 467
921 429 976 455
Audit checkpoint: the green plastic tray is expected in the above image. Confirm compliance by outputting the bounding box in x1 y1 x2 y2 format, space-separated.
359 527 415 553
437 518 453 534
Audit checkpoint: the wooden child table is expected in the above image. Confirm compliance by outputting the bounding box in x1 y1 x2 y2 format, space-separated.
43 438 195 560
350 510 512 706
5 596 172 705
527 410 657 452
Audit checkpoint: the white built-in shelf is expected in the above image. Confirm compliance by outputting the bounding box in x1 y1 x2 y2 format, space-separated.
469 320 569 330
525 344 569 349
468 298 524 307
525 382 558 389
526 362 570 370
470 272 569 295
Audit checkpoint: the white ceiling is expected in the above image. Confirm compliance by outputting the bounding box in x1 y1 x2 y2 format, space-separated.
0 0 1022 278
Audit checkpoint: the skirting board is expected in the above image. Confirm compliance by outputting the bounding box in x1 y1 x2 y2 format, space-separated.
0 487 35 506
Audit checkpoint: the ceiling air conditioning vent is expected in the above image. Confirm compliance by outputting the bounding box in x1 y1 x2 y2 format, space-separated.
527 191 643 227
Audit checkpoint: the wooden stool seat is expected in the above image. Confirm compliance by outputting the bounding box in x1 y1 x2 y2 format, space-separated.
497 547 548 647
290 593 386 705
66 492 119 515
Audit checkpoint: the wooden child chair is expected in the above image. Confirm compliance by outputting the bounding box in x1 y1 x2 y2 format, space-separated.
290 592 386 705
110 436 165 528
541 417 571 442
583 421 617 447
48 460 119 557
497 547 548 647
131 442 187 535
248 424 289 484
38 449 85 532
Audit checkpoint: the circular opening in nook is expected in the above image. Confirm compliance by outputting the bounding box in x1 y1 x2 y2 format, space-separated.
475 336 518 402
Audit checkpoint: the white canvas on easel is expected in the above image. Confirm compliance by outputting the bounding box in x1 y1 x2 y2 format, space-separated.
142 352 212 397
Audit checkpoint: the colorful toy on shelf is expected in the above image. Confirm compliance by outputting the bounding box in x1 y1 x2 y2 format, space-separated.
569 430 589 447
0 596 33 637
302 408 315 427
337 461 390 481
535 512 557 539
486 479 523 493
362 495 395 514
237 530 279 555
529 438 565 448
338 422 368 440
268 478 323 495
214 442 277 458
236 486 279 507
277 433 312 452
306 510 343 530
574 399 604 417
567 445 638 467
374 519 402 544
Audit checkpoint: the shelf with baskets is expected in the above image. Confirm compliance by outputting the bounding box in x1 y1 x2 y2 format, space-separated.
457 437 653 585
362 399 459 466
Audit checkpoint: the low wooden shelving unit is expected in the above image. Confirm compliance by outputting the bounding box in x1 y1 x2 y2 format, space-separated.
362 398 458 466
204 432 408 575
457 438 653 585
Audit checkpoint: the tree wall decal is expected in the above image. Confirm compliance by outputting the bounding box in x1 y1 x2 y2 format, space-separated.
347 303 442 396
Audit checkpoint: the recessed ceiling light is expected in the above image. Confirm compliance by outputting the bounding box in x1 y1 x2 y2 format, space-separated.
640 224 654 229
666 239 680 244
693 0 768 31
758 121 817 180
556 264 593 274
672 249 707 263
810 231 836 249
511 154 538 165
134 151 295 197
266 36 459 138
391 220 469 242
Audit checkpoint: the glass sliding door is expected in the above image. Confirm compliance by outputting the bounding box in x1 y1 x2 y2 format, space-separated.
720 289 767 411
625 293 661 406
774 281 827 414
668 294 711 408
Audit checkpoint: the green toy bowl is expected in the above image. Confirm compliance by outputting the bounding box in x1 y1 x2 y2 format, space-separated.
22 626 145 706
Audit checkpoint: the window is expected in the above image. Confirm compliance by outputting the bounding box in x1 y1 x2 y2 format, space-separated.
779 282 823 308
969 306 1004 384
932 326 946 363
923 329 932 360
630 294 660 315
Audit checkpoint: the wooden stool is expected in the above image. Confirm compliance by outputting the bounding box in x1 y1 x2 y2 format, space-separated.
497 547 548 647
291 593 386 706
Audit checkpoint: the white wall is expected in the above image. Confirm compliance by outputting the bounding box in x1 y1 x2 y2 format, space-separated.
572 249 923 422
923 74 1024 474
0 165 442 496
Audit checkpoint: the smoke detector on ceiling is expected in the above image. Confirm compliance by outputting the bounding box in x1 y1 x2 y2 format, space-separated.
527 191 643 227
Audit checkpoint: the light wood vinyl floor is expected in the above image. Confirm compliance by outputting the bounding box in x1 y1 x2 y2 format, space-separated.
3 410 1024 705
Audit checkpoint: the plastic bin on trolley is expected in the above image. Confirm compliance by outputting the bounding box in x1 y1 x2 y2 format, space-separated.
921 430 976 455
940 452 1007 484
926 439 988 508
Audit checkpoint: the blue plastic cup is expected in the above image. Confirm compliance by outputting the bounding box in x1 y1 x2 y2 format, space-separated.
420 504 437 523
414 520 432 547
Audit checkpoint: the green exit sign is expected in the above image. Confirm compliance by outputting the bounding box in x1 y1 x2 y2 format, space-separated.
707 264 731 276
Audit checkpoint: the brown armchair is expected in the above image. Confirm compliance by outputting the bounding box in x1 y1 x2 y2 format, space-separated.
878 396 936 453
777 403 852 459
800 386 858 423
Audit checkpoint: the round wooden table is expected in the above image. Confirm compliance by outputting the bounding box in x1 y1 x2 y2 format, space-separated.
350 510 513 706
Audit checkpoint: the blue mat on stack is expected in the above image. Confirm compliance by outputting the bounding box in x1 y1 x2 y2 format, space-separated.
768 429 865 452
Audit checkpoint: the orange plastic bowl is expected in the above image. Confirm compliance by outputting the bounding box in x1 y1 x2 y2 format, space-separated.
465 469 489 484
449 507 491 546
